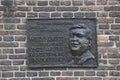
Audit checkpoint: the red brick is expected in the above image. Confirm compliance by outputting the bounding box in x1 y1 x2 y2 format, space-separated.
62 71 73 76
15 0 25 5
115 18 120 23
99 59 107 64
97 0 108 5
97 66 115 70
19 42 26 47
32 78 54 80
109 36 119 41
109 0 120 5
98 35 109 41
84 0 95 5
73 1 83 6
0 66 19 71
80 77 102 80
107 48 119 54
98 18 114 23
0 31 9 35
111 24 120 29
97 12 108 17
98 42 114 47
109 71 120 76
10 31 26 35
109 60 119 64
108 54 120 58
98 47 107 53
99 24 109 29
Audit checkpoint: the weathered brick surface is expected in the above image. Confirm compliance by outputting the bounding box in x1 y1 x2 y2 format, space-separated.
3 36 14 41
73 1 83 6
26 0 36 6
32 78 54 80
49 1 60 6
39 72 49 76
27 13 38 18
14 0 25 5
2 72 13 77
27 72 37 77
74 12 84 18
39 13 49 18
50 72 61 76
115 18 120 23
0 55 7 59
97 0 108 5
63 12 73 18
15 72 25 77
85 71 95 76
109 12 120 17
33 7 55 12
108 0 120 5
38 1 48 6
97 12 108 17
0 60 11 65
17 7 31 11
104 6 120 11
61 1 71 6
13 60 24 65
9 78 30 80
0 42 18 47
51 12 61 18
9 55 26 59
57 7 79 11
109 60 119 64
84 0 95 5
62 71 73 76
15 12 26 17
80 77 102 80
97 71 108 76
98 18 114 23
57 77 78 80
0 0 120 79
80 6 103 11
4 24 16 30
74 71 84 76
0 66 19 71
3 49 14 54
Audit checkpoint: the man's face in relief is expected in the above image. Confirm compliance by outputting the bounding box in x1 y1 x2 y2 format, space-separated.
69 28 90 55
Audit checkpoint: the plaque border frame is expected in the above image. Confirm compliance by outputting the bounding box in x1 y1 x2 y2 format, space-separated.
26 18 98 68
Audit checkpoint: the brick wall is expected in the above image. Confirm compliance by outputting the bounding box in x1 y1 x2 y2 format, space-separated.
0 0 120 80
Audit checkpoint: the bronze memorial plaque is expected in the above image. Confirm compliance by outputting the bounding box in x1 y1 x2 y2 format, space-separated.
27 18 98 68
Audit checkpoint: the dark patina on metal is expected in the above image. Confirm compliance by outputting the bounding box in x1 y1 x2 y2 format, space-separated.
27 18 98 68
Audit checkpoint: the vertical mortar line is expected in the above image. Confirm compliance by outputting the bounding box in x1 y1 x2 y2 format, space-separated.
48 0 50 6
83 0 85 6
71 0 73 6
36 0 38 7
61 11 63 18
78 76 80 80
49 10 52 18
25 0 27 6
48 71 50 77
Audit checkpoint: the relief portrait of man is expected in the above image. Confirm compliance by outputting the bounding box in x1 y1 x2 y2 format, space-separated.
69 24 96 65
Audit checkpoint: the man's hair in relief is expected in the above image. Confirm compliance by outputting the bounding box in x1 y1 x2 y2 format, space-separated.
69 24 92 40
